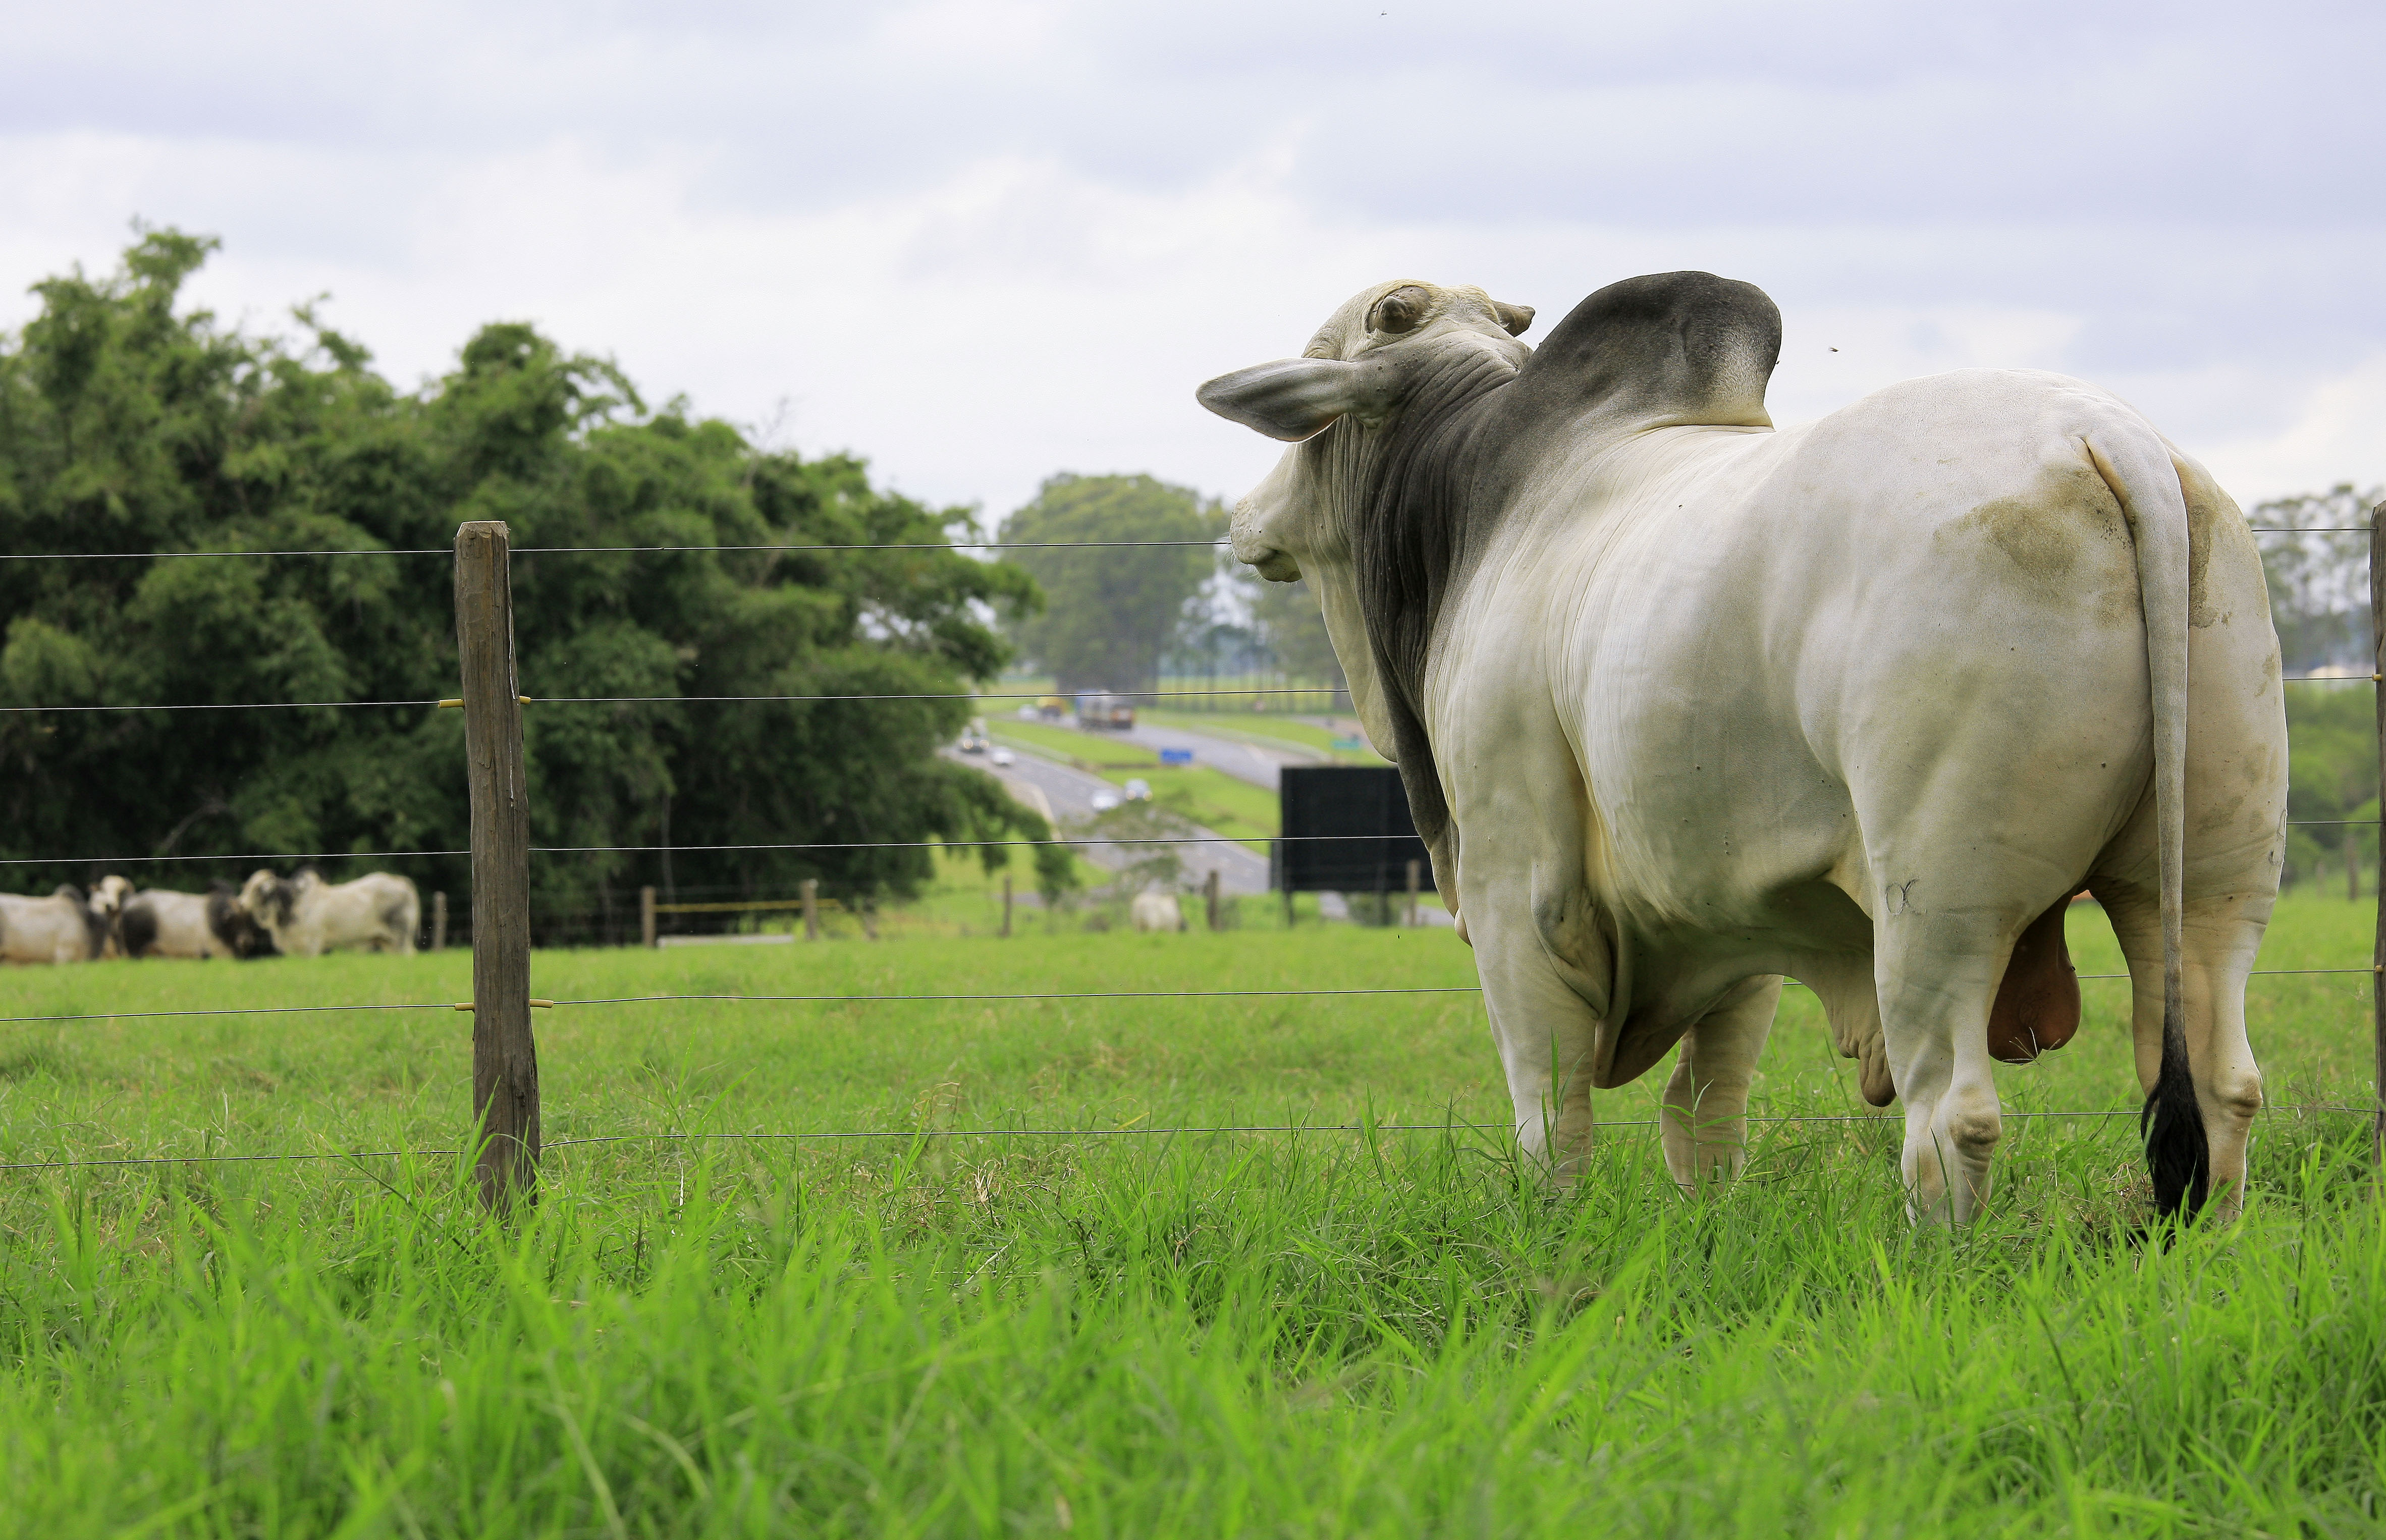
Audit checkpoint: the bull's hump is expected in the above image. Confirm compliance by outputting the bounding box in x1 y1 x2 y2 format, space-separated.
1508 271 1781 435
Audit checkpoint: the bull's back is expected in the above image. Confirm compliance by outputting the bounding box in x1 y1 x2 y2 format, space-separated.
1543 370 2225 912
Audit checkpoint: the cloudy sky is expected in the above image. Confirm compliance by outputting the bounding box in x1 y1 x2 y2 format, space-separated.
5 0 2379 522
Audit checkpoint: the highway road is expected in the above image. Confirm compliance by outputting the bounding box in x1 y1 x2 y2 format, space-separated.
1106 719 1319 791
941 746 1273 898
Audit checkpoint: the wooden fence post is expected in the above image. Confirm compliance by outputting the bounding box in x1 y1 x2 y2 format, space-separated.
455 520 538 1213
640 885 657 949
802 878 819 941
1205 868 1221 932
430 891 447 952
1406 859 1421 929
1001 874 1014 938
2372 500 2384 1166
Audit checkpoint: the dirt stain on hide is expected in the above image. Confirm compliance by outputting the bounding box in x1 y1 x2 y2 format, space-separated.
1961 495 2080 592
2177 457 2245 630
1949 462 2136 623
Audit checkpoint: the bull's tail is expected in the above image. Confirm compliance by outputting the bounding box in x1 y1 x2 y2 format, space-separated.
2088 427 2207 1220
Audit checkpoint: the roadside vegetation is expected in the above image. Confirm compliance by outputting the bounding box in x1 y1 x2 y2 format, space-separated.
2 898 2379 1535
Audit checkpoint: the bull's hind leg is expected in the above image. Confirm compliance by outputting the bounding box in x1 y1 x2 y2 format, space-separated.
1858 841 2086 1226
2093 883 2267 1216
1659 979 1779 1190
1871 915 2016 1227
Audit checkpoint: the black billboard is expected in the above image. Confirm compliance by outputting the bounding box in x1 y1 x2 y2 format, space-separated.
1275 766 1430 893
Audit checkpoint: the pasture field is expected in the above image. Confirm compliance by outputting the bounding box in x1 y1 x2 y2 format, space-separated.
2 897 2381 1536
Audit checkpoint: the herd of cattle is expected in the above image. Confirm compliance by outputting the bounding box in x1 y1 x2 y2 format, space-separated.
0 869 421 965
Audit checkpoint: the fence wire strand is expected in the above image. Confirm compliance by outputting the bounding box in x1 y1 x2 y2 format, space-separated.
1 528 2357 566
0 834 1417 866
17 678 2380 717
0 539 1230 562
6 1103 2370 1175
9 965 2374 1028
0 686 1358 715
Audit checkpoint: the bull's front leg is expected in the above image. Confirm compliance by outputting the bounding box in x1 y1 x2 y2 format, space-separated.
1658 979 1779 1191
1461 859 1614 1183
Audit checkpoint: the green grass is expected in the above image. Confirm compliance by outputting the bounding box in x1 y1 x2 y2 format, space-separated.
1 896 2380 1535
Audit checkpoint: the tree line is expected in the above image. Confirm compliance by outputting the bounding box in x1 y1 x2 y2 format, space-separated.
2257 484 2385 889
0 230 1073 936
998 473 1344 699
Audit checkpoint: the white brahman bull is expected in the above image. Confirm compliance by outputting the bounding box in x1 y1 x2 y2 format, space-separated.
0 885 111 964
107 878 275 959
1130 890 1187 933
1198 271 2283 1224
238 869 420 957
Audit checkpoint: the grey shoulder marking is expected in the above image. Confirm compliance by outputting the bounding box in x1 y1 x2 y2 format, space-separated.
1346 272 1779 855
1499 270 1780 436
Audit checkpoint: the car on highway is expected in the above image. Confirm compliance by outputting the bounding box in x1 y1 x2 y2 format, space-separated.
1123 778 1152 801
989 746 1015 766
1074 691 1137 731
1089 789 1122 812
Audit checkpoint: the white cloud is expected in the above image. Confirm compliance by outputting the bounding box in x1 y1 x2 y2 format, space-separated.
1 0 2380 517
2199 355 2386 506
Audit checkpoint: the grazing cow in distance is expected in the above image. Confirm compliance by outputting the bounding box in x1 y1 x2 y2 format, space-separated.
1130 890 1187 933
1197 270 2284 1224
110 879 276 960
0 885 111 964
89 874 134 957
239 869 420 957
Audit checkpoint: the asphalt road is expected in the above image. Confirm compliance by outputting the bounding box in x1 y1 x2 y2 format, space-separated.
1103 719 1320 791
942 746 1274 898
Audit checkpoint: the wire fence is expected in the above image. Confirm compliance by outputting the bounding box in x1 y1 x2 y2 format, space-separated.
0 528 2359 564
0 685 1368 715
0 538 1233 562
4 519 2381 1185
6 1103 2372 1177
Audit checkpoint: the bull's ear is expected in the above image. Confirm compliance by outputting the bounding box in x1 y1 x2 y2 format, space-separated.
1493 301 1534 337
1196 358 1379 442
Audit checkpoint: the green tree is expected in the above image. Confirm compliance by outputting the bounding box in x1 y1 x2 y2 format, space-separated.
1243 573 1347 691
0 230 1075 936
2253 484 2380 674
2283 685 2379 892
998 474 1220 693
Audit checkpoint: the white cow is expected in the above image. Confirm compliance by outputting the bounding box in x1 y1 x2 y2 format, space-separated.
238 869 420 957
0 885 111 964
1130 890 1187 933
1198 271 2283 1224
112 879 273 959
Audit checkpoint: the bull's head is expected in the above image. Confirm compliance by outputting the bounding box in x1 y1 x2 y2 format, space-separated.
239 869 294 926
1195 280 1532 753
